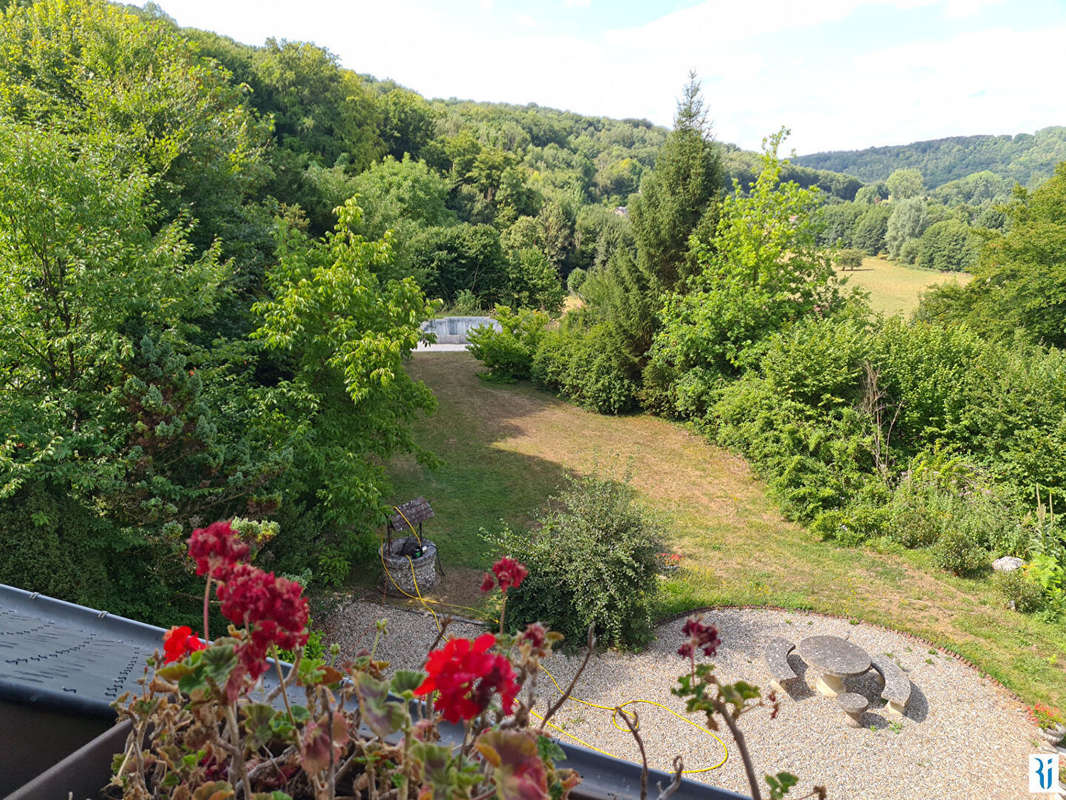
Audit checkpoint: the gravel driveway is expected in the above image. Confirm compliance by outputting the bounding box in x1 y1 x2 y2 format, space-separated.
321 598 1044 800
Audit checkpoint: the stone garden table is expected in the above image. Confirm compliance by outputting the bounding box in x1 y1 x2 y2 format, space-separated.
796 635 871 696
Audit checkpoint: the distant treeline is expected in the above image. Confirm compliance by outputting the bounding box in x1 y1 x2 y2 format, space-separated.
794 126 1066 189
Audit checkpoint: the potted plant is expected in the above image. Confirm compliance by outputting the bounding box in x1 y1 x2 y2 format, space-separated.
1032 704 1066 747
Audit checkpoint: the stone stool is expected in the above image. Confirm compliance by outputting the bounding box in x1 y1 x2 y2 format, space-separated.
838 692 868 728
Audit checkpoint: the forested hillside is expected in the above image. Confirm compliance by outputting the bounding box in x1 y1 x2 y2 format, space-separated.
795 126 1066 188
1 0 1063 640
0 0 864 624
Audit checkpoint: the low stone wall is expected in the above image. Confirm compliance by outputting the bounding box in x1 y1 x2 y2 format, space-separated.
421 316 499 344
380 538 439 596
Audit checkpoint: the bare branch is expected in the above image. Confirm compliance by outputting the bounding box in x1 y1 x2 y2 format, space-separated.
615 706 648 800
655 756 685 800
538 625 596 731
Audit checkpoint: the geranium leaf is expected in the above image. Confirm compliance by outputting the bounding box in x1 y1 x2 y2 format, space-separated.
177 666 207 695
201 644 238 686
243 703 276 749
410 742 455 800
354 672 408 738
157 662 193 681
390 669 425 696
299 711 348 775
475 730 549 800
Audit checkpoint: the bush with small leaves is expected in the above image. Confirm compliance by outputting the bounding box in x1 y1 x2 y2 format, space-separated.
932 527 989 576
994 569 1046 613
486 474 664 649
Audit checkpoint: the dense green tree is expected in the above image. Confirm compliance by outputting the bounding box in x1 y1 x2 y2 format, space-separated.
898 237 921 264
379 87 438 160
975 203 1008 231
593 156 643 200
817 202 863 247
0 124 269 619
885 197 932 258
646 130 844 416
852 204 892 254
571 205 632 273
252 199 436 582
886 168 925 200
349 156 456 235
409 223 510 304
836 248 865 270
251 39 382 170
919 163 1066 347
0 0 269 254
917 219 978 271
854 182 889 204
932 170 1011 206
500 198 574 272
628 73 724 291
503 249 565 312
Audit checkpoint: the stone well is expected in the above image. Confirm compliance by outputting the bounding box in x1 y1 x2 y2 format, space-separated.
380 537 439 597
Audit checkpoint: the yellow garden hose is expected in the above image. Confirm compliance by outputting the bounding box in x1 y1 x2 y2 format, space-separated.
380 508 729 775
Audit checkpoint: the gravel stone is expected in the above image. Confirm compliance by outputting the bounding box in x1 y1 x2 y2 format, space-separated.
321 599 1041 800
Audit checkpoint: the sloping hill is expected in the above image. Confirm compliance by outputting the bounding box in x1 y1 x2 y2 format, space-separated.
795 126 1066 188
387 352 1066 708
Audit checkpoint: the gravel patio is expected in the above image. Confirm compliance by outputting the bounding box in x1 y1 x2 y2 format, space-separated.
321 598 1043 800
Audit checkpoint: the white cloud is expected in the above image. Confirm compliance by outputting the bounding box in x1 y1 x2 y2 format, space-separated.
131 0 1061 153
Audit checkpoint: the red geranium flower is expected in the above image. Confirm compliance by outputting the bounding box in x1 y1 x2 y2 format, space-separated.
163 625 207 664
481 556 528 593
217 563 309 679
188 520 250 581
677 614 720 659
414 633 518 723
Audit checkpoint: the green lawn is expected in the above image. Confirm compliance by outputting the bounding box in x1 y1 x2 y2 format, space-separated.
386 352 1065 708
838 256 972 316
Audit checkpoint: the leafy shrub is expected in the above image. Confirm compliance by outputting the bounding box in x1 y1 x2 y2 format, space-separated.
932 527 989 576
486 474 664 649
0 482 120 609
449 288 482 315
532 321 638 414
885 452 1025 559
994 569 1046 613
1026 552 1066 616
811 500 892 547
713 371 874 521
898 237 921 265
467 305 550 381
566 267 588 296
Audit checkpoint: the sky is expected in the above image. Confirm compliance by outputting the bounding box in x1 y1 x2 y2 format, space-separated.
131 0 1066 154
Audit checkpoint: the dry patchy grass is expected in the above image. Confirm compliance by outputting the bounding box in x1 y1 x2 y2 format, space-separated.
839 256 972 316
385 352 1065 708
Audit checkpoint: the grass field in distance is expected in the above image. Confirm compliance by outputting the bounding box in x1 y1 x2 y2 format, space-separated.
838 255 972 316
